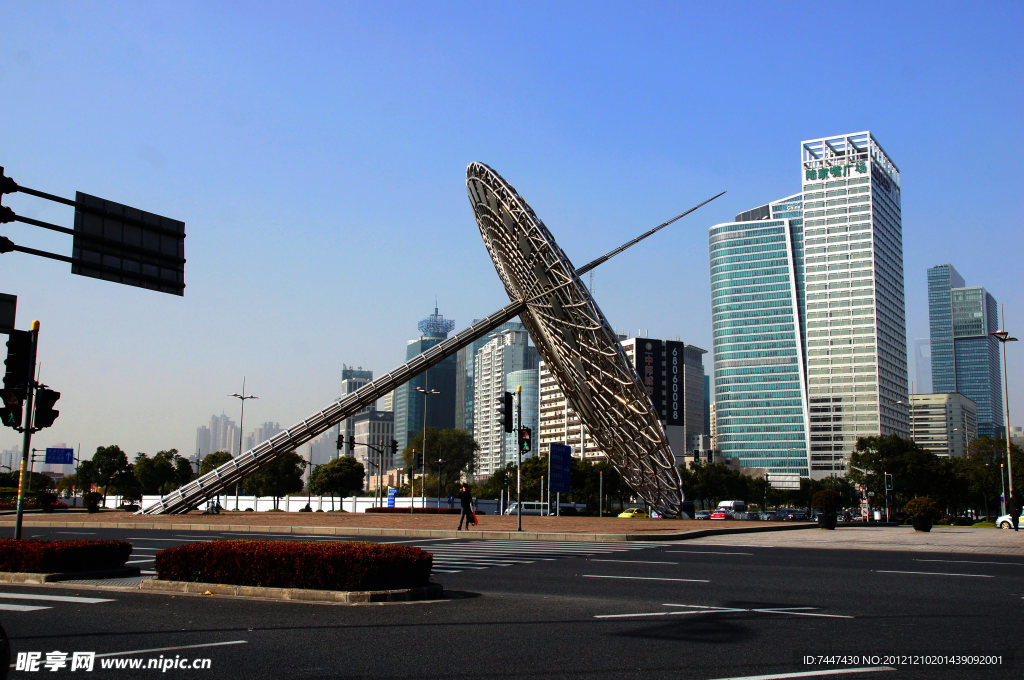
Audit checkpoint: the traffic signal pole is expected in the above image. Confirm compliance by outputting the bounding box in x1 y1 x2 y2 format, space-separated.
14 321 39 539
516 384 522 532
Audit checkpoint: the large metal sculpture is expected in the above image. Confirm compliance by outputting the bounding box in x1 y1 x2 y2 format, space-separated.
467 163 686 515
141 164 721 516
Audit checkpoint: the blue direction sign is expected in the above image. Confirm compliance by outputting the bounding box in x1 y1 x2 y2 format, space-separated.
387 488 397 508
45 447 74 465
548 443 572 494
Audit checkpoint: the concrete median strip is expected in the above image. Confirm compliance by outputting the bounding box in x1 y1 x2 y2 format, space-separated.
0 567 140 584
139 578 443 603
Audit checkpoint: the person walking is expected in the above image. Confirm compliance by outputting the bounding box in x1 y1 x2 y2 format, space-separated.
1009 490 1022 532
457 483 474 530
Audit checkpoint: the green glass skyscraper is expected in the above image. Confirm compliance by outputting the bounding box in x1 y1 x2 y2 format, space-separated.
927 264 1002 438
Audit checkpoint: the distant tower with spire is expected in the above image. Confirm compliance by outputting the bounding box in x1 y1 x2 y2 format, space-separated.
393 304 458 453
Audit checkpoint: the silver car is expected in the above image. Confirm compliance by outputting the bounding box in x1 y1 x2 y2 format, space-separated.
996 513 1023 529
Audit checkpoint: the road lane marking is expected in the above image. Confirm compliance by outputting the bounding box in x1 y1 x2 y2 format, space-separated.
596 603 853 620
666 550 753 556
708 668 895 680
873 570 993 578
589 559 680 565
93 640 248 659
0 593 114 603
583 575 709 583
914 558 1024 566
0 604 49 612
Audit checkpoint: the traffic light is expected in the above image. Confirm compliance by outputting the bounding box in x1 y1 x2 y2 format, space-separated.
0 388 22 430
498 391 513 433
518 427 532 453
337 434 345 451
348 438 355 452
4 330 32 391
884 473 893 491
33 388 60 429
390 439 398 456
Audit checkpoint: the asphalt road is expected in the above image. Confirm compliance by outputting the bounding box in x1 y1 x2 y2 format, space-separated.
3 528 1021 679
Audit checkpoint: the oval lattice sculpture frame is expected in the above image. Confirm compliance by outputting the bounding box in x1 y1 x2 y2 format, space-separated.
466 162 686 517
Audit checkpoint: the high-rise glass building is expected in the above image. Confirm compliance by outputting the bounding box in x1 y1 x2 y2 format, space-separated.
927 264 1002 437
394 307 457 452
709 195 810 475
710 131 908 477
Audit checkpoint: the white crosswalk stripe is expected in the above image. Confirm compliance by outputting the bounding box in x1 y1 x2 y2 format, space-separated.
410 540 667 574
0 592 115 613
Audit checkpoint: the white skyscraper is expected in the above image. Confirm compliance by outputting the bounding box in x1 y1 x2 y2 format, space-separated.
801 131 907 476
472 328 538 477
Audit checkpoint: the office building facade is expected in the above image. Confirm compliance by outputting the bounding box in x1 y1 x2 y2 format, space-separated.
908 392 977 458
537 336 707 465
927 264 1002 438
335 365 374 458
393 307 457 453
710 131 908 477
472 328 539 477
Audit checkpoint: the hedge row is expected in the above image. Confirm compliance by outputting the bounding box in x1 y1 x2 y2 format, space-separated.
0 539 133 573
365 507 486 515
154 540 432 591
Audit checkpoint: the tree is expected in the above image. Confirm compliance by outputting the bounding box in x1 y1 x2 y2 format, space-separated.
848 435 946 508
309 457 365 501
200 451 234 475
246 451 306 508
965 437 1021 519
91 445 130 506
403 428 480 482
133 453 176 495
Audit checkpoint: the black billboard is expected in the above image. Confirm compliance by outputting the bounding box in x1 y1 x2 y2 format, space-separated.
633 338 663 416
664 341 686 426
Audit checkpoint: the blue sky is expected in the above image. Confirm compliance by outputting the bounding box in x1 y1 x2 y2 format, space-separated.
2 1 1022 463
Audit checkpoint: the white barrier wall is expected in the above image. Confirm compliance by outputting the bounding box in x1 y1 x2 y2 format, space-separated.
106 495 500 515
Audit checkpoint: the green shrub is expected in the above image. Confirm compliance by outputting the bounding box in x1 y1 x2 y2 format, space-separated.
811 490 842 514
84 492 103 513
0 539 132 573
154 540 432 591
905 497 939 518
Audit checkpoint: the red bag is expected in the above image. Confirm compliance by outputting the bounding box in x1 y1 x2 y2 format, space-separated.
471 509 478 525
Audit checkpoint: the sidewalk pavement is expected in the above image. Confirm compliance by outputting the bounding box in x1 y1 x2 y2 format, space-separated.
3 511 1023 554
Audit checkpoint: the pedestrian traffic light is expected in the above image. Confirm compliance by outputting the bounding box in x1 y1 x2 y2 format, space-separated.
32 388 60 429
3 330 32 391
518 427 532 453
0 388 22 430
498 391 513 433
884 473 893 491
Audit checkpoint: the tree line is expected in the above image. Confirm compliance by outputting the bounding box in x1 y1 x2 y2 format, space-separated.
36 431 1023 518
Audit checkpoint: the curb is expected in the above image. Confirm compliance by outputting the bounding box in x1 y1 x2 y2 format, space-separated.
0 520 819 542
0 566 141 584
139 579 443 603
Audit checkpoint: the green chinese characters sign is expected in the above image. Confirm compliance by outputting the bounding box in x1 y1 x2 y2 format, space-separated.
805 161 867 181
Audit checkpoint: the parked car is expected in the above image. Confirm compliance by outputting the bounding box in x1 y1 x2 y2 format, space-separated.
773 508 807 521
694 510 712 520
618 507 649 518
996 512 1023 529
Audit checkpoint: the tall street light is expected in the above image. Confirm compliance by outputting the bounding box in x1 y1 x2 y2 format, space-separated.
991 306 1017 495
414 379 439 510
228 377 259 511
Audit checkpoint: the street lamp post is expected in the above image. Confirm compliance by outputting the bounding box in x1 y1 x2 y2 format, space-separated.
228 377 259 512
414 381 440 509
437 458 445 509
990 307 1017 495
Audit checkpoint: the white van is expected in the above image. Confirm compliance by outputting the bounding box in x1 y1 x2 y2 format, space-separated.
503 502 581 516
715 500 748 519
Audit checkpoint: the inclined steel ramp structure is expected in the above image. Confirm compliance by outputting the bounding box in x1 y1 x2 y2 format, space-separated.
142 164 721 516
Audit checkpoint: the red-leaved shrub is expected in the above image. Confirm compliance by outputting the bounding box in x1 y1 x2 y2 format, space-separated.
0 539 133 573
154 540 432 591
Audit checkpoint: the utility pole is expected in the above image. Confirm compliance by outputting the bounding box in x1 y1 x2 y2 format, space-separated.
516 384 522 532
